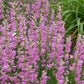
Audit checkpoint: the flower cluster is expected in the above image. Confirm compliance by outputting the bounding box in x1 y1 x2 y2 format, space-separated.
0 0 84 84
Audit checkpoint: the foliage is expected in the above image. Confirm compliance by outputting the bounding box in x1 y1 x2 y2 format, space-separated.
61 0 84 37
50 0 84 38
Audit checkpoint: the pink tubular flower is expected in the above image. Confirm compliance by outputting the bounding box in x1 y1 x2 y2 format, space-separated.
1 0 84 84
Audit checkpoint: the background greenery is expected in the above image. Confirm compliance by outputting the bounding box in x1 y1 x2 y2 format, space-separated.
50 0 84 37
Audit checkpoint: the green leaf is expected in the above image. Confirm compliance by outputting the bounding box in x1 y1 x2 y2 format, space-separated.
62 10 70 16
76 6 79 19
69 0 82 6
80 23 83 35
77 18 81 33
64 24 77 34
64 14 72 21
